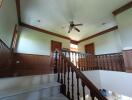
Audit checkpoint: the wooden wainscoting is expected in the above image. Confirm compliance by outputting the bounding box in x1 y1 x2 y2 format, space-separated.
12 53 52 76
0 39 12 77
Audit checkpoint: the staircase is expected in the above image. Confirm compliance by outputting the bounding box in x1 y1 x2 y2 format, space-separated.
0 50 108 100
0 74 68 100
52 50 107 100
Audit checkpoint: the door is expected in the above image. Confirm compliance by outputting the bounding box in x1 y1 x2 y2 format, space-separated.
51 40 62 52
85 43 95 54
51 40 62 73
85 43 95 68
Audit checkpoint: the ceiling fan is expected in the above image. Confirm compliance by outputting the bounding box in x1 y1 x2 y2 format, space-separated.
68 21 83 33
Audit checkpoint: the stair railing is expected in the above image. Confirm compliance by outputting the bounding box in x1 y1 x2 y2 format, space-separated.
53 50 107 100
55 50 125 72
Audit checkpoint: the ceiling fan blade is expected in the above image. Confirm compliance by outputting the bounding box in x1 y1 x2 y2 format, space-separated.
74 24 83 26
74 27 80 32
68 26 73 33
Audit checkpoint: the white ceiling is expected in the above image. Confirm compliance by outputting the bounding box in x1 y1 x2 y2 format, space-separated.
20 0 131 41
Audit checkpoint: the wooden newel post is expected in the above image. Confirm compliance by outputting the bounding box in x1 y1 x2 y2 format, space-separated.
123 50 132 73
54 51 58 73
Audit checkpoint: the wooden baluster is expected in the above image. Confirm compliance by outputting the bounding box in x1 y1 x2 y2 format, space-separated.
119 54 125 71
71 69 74 100
90 91 95 100
117 54 120 71
68 50 71 61
84 54 87 71
112 55 116 71
86 53 88 70
89 54 91 70
99 55 101 70
110 55 114 71
115 54 118 71
60 57 63 84
67 63 70 99
54 51 58 73
62 60 66 95
60 58 66 95
80 53 82 71
56 51 60 82
72 52 74 65
76 75 80 100
106 55 110 70
76 52 78 68
93 54 95 70
95 55 98 70
86 54 89 70
83 54 85 71
101 55 104 70
102 55 106 70
82 82 86 100
78 53 81 70
83 54 85 70
99 56 102 70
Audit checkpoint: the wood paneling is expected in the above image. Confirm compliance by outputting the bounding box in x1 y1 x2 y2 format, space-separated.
12 53 52 76
0 39 12 77
113 1 132 16
123 49 132 73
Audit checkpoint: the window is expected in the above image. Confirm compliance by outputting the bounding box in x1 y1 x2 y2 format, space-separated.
70 44 78 52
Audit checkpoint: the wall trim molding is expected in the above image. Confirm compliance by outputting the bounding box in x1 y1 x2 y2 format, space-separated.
20 22 71 40
15 0 21 24
113 1 132 16
78 26 118 43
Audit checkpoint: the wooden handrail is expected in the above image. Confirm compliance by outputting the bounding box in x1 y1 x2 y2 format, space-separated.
61 53 107 100
53 50 107 100
62 50 125 72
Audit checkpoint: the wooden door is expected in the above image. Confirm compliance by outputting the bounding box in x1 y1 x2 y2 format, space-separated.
51 40 62 52
51 40 62 73
85 43 95 54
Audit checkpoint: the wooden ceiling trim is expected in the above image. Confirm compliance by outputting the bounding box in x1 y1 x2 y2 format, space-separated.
78 26 118 43
21 22 71 40
70 40 78 45
113 1 132 16
15 0 21 24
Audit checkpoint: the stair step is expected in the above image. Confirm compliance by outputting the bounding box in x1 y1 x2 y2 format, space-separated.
41 94 69 100
0 82 61 99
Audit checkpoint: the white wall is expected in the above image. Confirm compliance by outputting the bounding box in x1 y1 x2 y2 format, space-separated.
116 8 132 50
78 31 122 55
0 0 18 47
16 28 70 55
83 71 101 89
84 70 132 98
100 71 132 98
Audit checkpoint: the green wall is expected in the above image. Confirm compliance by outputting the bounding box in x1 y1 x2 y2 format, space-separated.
0 0 18 47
